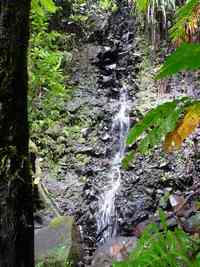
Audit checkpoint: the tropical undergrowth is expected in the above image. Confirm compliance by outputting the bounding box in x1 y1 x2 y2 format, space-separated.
28 1 78 168
29 1 72 134
123 97 200 167
29 0 94 170
125 0 200 165
120 1 200 266
113 211 200 267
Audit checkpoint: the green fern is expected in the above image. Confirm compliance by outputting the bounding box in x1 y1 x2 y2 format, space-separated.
155 0 200 79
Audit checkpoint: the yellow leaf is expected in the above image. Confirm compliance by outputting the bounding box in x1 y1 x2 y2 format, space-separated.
177 110 199 140
164 131 182 152
164 105 200 152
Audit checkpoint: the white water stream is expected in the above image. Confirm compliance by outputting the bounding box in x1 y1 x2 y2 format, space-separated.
96 84 130 243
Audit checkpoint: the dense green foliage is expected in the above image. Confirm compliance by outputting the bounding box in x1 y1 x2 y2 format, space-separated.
170 0 199 42
123 98 200 167
135 0 200 78
125 0 200 168
113 213 200 267
29 0 93 168
157 0 200 79
127 100 182 151
29 1 72 136
32 0 57 15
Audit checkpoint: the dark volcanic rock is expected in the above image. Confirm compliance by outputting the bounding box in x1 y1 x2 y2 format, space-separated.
42 1 200 266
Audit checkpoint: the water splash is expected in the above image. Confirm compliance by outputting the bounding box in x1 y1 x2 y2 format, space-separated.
96 84 130 243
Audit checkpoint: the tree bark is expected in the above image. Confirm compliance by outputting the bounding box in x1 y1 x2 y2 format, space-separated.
0 1 33 267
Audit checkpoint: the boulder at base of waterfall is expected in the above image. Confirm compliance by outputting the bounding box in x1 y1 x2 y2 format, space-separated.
91 236 137 267
35 215 82 267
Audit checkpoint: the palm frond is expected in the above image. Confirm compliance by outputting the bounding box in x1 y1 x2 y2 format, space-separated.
170 0 200 44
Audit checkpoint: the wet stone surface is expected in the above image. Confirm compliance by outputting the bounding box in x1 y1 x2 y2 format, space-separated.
41 1 200 266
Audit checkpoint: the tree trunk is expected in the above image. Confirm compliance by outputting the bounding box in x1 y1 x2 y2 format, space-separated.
0 1 33 267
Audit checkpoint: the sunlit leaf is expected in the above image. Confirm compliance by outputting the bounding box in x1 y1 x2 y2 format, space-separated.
134 0 149 12
40 0 58 13
156 43 200 79
124 99 200 167
164 103 200 152
127 101 177 145
32 0 58 15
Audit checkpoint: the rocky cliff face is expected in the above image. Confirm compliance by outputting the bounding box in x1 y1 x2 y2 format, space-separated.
41 1 200 265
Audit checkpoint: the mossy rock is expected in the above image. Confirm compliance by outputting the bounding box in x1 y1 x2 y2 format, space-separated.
35 216 74 267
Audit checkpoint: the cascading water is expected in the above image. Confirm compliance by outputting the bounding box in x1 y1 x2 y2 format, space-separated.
96 84 130 243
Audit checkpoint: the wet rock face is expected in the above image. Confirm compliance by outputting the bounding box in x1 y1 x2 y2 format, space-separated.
75 3 138 256
43 1 200 265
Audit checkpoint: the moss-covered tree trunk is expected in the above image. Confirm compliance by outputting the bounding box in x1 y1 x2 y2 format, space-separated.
0 1 34 267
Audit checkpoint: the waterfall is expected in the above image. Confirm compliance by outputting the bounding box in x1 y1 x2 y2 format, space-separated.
96 84 130 243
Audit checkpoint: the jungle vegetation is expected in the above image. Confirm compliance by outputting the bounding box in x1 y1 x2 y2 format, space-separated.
0 0 199 266
125 0 200 163
121 0 200 266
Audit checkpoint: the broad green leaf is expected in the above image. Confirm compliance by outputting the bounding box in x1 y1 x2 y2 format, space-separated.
156 43 200 79
159 107 181 133
124 98 194 166
127 101 177 146
138 135 150 154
